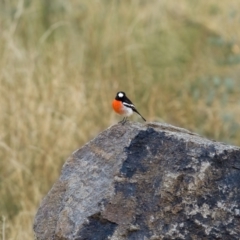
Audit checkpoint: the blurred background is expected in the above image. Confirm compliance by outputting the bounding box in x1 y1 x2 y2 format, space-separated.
0 0 240 238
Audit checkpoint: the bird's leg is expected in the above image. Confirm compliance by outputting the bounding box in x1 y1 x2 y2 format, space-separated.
122 117 128 125
119 117 125 124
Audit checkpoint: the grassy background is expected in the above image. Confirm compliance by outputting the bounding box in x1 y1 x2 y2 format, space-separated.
0 0 240 239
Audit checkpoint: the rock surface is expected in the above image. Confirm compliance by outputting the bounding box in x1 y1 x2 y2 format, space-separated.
34 122 240 240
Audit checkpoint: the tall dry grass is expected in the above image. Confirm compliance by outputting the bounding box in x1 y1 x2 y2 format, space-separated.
0 0 240 239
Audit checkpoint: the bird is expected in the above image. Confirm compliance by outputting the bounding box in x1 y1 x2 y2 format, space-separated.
112 91 146 124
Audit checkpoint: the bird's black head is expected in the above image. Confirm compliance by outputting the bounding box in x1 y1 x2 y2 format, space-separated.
115 91 126 100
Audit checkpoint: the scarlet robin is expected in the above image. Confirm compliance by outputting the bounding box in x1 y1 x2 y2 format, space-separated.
112 91 146 123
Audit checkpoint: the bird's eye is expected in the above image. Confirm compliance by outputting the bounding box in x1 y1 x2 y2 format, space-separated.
118 93 124 98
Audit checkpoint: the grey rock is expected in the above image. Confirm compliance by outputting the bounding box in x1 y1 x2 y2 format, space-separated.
33 122 240 240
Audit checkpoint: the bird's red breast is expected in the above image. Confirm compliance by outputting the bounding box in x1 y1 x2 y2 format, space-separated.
112 99 124 115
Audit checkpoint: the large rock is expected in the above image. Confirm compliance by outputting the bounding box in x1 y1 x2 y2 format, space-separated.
34 122 240 240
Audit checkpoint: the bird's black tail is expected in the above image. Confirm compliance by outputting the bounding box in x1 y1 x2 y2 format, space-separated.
133 109 146 121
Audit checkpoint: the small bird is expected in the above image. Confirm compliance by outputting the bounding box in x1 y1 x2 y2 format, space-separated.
112 91 146 123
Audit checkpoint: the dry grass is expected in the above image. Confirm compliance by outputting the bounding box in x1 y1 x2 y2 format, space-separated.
0 0 240 239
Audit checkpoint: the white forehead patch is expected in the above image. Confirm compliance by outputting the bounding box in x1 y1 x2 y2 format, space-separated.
118 92 124 98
